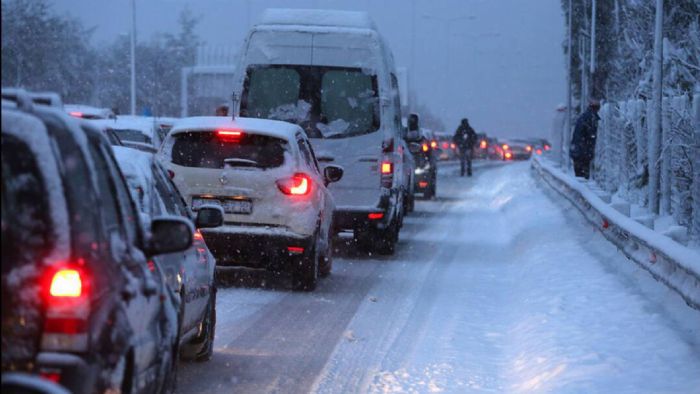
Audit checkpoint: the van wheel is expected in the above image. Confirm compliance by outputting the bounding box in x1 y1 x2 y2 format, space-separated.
292 238 319 291
356 221 397 256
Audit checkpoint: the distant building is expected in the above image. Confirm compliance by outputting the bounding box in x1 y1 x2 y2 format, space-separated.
181 46 237 116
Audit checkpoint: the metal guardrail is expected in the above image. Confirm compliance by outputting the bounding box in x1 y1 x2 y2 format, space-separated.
532 157 700 310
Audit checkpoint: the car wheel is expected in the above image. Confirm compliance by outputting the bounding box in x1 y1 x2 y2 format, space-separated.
292 237 319 291
181 288 216 362
407 192 415 213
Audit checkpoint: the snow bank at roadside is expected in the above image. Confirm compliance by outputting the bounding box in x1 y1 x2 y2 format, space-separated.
532 157 700 310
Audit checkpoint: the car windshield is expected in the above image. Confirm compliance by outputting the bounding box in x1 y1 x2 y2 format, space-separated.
171 131 287 169
242 65 379 139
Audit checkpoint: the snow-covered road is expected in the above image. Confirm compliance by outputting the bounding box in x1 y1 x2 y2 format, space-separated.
177 161 700 393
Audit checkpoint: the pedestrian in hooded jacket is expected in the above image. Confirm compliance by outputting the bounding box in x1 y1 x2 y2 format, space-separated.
453 118 477 176
570 100 601 179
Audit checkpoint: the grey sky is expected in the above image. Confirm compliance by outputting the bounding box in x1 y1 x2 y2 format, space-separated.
51 0 566 138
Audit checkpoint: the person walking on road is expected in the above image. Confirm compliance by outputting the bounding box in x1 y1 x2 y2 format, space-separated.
453 118 477 176
569 99 601 179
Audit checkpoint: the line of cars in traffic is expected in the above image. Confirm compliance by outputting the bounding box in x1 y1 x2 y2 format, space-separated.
1 8 551 393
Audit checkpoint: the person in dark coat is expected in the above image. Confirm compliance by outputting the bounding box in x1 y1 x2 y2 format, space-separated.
570 100 601 179
453 118 477 176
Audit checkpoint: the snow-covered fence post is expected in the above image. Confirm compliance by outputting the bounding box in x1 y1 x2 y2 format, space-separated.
594 103 609 187
660 97 672 216
692 93 700 244
619 102 632 196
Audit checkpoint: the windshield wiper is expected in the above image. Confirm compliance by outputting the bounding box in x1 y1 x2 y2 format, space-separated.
223 158 260 168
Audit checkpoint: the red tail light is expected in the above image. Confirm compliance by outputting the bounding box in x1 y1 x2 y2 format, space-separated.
536 149 543 155
505 152 513 160
381 161 393 174
50 269 82 298
43 266 90 352
441 142 449 149
502 144 509 150
422 143 429 152
544 144 551 151
418 181 429 188
450 143 456 149
480 140 488 149
277 173 311 196
430 140 438 149
68 111 83 118
525 145 532 152
216 129 243 142
368 212 384 220
380 160 393 188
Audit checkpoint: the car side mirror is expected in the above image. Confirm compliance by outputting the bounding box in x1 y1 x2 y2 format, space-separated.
146 216 193 256
323 165 344 185
408 142 422 154
195 205 224 228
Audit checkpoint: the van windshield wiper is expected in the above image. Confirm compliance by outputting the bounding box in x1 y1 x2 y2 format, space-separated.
223 158 259 168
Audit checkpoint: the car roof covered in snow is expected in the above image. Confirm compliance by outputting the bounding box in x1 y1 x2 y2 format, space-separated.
258 8 376 30
169 116 303 141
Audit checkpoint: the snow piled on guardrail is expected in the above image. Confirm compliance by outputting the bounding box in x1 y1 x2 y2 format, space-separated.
532 157 700 310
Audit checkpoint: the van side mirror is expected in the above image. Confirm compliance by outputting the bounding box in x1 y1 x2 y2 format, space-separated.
195 205 224 228
146 216 193 255
323 165 344 185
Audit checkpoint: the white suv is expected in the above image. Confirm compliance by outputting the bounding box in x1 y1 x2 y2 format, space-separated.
157 116 343 290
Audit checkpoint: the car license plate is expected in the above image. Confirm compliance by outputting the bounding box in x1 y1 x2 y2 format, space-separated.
192 198 252 214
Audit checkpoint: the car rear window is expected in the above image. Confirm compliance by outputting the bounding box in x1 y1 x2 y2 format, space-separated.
110 128 151 144
1 135 52 274
171 131 287 169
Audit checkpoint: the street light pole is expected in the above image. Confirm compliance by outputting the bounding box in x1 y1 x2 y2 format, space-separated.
130 0 136 115
564 0 573 168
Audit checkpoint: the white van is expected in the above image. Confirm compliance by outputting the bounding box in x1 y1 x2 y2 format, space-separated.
233 9 408 254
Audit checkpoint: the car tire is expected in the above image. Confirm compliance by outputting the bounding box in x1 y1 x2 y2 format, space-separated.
292 237 319 291
181 288 216 362
408 192 415 213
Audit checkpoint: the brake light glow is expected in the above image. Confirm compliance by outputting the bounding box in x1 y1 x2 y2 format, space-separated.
505 152 513 159
536 149 543 155
526 145 532 152
287 246 305 254
418 181 429 188
381 162 393 174
442 142 449 149
368 212 384 220
430 140 438 149
422 143 429 152
50 269 82 298
68 111 83 118
450 143 456 149
502 144 510 150
277 173 311 196
544 144 551 151
216 129 243 142
480 140 488 149
39 371 61 383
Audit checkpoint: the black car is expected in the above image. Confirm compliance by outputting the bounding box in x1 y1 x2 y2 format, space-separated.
407 128 438 199
113 146 222 362
1 94 192 393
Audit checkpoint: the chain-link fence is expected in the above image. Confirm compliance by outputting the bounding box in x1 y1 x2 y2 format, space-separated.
592 94 700 245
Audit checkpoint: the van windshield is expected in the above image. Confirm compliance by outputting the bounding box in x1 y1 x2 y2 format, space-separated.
241 65 380 139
